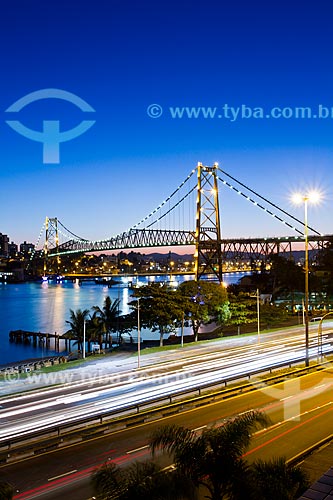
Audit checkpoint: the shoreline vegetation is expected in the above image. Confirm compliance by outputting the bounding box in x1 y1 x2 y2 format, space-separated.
0 316 308 376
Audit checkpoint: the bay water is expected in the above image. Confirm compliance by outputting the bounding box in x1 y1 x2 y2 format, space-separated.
0 273 248 366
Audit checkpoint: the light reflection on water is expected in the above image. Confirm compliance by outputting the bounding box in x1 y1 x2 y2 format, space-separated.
0 272 249 366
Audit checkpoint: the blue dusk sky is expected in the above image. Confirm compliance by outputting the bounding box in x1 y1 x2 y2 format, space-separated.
1 0 332 249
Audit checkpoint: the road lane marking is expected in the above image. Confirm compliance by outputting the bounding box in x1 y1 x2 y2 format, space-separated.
126 445 149 454
48 469 77 481
193 425 207 432
243 404 333 458
6 371 332 469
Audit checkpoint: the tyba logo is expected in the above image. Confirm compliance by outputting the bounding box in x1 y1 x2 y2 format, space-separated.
5 89 96 164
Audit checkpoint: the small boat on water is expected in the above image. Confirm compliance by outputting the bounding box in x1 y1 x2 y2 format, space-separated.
95 277 119 286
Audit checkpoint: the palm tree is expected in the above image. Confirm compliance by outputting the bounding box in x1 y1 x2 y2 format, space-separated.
65 308 90 352
91 461 122 499
0 481 14 499
92 296 121 347
88 310 105 350
91 460 197 500
150 410 269 500
249 457 310 500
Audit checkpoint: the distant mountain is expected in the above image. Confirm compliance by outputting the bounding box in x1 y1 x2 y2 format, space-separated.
144 252 194 261
113 249 314 264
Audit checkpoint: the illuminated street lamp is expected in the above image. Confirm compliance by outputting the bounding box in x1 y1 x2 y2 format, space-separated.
137 298 141 369
292 191 320 367
83 320 86 359
256 288 260 344
250 288 260 344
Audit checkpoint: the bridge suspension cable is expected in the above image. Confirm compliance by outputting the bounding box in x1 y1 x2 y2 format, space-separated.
26 221 46 269
217 167 321 236
216 173 303 236
57 220 88 241
39 161 327 266
129 168 196 230
145 185 197 229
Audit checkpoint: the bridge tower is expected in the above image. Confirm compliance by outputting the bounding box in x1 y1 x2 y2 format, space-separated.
194 162 223 283
44 217 59 274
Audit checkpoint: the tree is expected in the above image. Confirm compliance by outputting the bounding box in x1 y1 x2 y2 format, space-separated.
131 283 184 346
150 410 269 500
91 461 123 499
250 457 310 500
0 481 14 500
91 413 309 500
259 303 289 329
65 308 90 352
117 312 137 339
226 292 290 333
314 242 333 295
92 296 121 347
226 291 257 335
88 310 106 349
269 255 304 300
177 280 229 341
91 460 197 500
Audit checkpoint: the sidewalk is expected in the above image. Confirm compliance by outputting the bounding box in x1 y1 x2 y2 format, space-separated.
299 441 333 499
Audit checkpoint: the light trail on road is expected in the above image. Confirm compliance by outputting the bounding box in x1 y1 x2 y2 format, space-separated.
8 369 333 500
0 327 332 441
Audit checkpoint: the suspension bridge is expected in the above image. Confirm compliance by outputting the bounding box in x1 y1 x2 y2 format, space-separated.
31 163 332 282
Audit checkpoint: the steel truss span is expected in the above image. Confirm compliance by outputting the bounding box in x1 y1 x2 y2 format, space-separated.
221 235 333 261
50 231 333 258
52 229 196 256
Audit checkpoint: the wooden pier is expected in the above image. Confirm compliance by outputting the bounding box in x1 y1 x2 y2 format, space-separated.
9 330 73 351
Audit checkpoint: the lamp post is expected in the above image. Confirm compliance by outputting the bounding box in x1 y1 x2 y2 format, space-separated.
137 298 141 369
256 288 260 344
304 196 309 367
293 191 320 367
251 289 260 344
83 320 86 359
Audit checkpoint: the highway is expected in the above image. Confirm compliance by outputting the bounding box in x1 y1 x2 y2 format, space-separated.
0 324 331 498
2 368 332 499
0 325 332 442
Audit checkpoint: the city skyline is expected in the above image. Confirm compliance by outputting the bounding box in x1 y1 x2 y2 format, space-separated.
1 1 332 247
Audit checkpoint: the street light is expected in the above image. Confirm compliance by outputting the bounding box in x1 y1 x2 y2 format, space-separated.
137 298 141 369
83 320 86 359
251 289 260 344
256 288 260 344
292 191 320 367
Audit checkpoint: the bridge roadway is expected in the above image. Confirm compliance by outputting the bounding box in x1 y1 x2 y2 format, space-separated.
50 229 333 257
3 363 333 499
0 324 332 442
